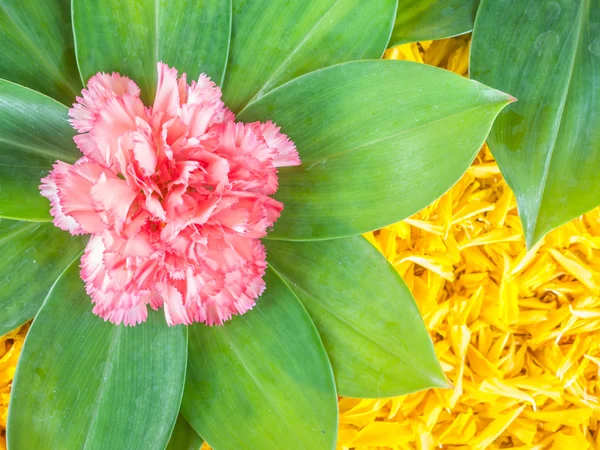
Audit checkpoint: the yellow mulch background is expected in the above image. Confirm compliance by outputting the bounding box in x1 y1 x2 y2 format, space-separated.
0 325 27 449
2 36 600 450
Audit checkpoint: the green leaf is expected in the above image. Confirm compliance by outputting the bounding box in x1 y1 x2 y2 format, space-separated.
8 261 187 449
238 60 514 240
471 0 600 248
73 0 231 102
182 268 338 450
0 80 80 221
390 0 479 46
166 415 203 450
223 0 397 112
265 236 447 398
0 219 86 335
0 0 81 105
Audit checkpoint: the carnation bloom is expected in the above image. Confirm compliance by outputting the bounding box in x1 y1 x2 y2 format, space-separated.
40 63 300 326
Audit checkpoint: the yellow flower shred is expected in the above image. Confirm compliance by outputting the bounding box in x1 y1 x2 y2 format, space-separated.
2 35 600 450
0 323 28 450
338 37 600 449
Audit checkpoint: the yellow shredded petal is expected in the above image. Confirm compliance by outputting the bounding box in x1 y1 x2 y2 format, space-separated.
0 324 28 441
470 406 526 450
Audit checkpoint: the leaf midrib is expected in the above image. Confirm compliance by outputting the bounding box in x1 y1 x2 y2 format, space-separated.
82 326 123 450
0 222 39 246
302 101 498 164
530 0 588 242
0 135 77 163
220 326 299 439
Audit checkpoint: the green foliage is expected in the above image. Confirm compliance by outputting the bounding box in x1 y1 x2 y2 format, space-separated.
0 0 81 105
0 219 85 335
391 0 479 46
182 269 338 450
239 60 513 240
166 415 203 450
8 262 187 450
266 236 448 398
471 0 600 247
0 80 79 221
223 0 397 113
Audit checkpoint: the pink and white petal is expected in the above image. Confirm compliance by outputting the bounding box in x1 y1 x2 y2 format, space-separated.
251 121 300 167
40 161 86 235
178 73 188 104
145 195 167 222
90 173 138 232
81 234 112 297
93 302 149 326
89 96 143 168
131 118 158 176
53 159 107 234
73 134 105 165
93 72 141 97
69 72 141 133
154 63 180 115
161 283 192 326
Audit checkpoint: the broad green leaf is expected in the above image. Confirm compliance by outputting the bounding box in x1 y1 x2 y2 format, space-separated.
166 415 203 450
471 0 600 248
223 0 397 112
0 0 81 105
73 0 231 102
238 60 514 240
0 219 86 335
8 262 187 450
0 80 80 221
265 236 447 398
390 0 479 46
182 269 337 450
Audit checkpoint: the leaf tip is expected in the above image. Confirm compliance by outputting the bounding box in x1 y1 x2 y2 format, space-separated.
430 372 454 390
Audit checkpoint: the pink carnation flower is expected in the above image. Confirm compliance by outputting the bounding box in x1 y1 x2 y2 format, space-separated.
40 63 300 326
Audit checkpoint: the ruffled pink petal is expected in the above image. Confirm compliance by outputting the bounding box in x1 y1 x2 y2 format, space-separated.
93 302 149 326
161 283 192 326
69 72 140 133
131 118 158 176
50 62 301 327
183 74 229 137
40 161 86 235
251 121 301 167
43 158 107 234
90 173 138 232
154 63 180 115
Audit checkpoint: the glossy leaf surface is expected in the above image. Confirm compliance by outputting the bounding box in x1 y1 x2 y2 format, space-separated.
391 0 478 46
471 0 600 247
73 0 231 101
266 236 447 398
182 269 337 450
239 60 513 240
223 0 397 112
0 219 86 335
0 0 81 104
166 415 203 450
8 262 187 449
0 80 79 221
